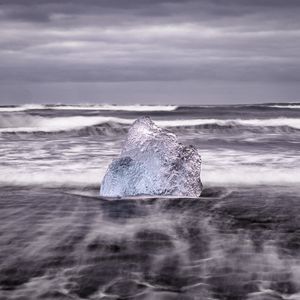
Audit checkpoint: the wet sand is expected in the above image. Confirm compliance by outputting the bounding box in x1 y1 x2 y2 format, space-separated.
0 185 299 299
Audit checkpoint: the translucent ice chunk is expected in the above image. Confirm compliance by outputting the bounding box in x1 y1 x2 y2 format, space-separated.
100 116 202 197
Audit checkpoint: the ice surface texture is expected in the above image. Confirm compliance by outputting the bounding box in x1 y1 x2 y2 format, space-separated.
100 117 202 197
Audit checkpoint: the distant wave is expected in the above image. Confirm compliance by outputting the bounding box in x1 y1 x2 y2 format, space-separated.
0 104 178 112
1 103 299 112
50 104 178 111
268 105 300 109
0 104 46 112
1 115 300 134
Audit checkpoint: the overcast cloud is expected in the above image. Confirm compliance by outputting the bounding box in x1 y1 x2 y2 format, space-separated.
0 0 300 104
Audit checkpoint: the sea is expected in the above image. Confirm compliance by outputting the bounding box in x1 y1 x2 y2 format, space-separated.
0 103 299 300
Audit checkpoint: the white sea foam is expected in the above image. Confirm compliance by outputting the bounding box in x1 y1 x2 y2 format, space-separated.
0 141 299 187
0 167 103 187
201 149 300 185
203 167 300 185
0 164 299 187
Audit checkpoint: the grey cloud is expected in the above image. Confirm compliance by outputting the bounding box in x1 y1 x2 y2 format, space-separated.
0 0 299 103
1 0 300 24
1 55 299 83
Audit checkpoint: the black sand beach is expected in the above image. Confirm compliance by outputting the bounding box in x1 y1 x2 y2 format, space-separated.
0 185 300 299
0 104 300 299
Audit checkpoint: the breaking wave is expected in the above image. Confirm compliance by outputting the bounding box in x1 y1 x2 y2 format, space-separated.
0 115 133 133
0 104 46 112
0 115 300 134
0 104 178 112
50 104 178 111
268 104 300 109
156 118 300 129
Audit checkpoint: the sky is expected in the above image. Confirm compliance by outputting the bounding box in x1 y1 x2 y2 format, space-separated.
0 0 300 105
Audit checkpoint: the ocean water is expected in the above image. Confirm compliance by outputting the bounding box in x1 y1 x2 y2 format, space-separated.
0 103 299 300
